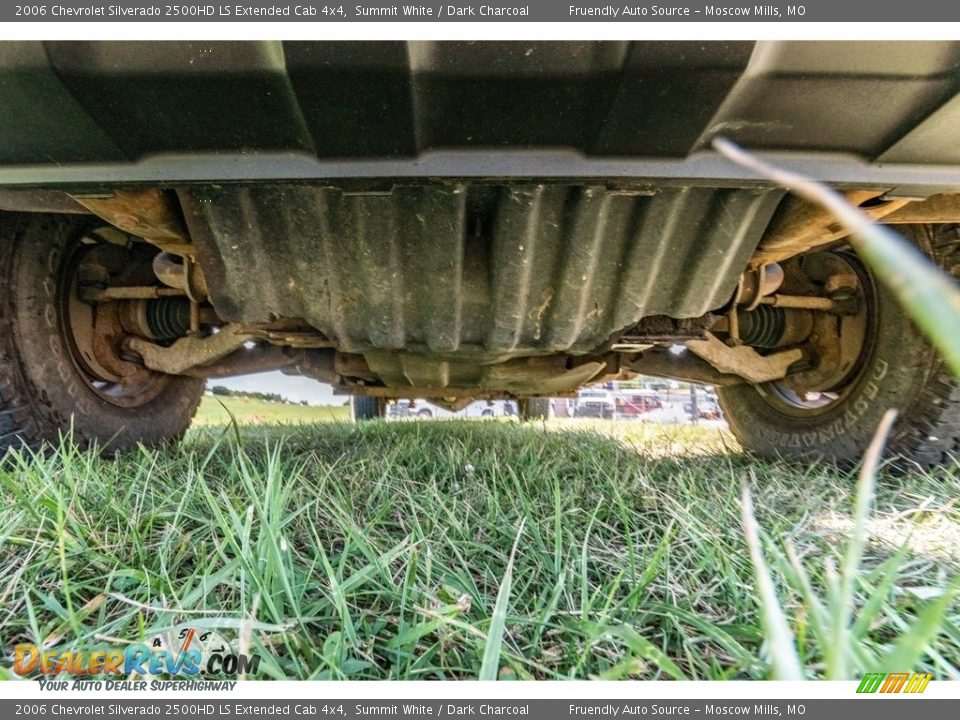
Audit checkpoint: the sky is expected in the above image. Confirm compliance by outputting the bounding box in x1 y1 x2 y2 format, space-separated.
209 371 343 406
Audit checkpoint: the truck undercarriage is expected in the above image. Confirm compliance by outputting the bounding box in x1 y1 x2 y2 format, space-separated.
3 40 960 464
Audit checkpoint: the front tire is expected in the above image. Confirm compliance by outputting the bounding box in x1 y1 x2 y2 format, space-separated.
719 224 960 468
0 214 204 454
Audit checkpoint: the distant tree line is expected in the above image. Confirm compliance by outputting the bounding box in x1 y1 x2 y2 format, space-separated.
209 386 309 405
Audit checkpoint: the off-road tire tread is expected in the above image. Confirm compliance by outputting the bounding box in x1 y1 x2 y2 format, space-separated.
0 213 203 454
719 223 960 469
887 224 960 467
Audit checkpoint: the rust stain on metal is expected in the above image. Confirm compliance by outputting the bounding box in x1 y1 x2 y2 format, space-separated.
751 190 911 267
880 193 960 224
70 189 194 254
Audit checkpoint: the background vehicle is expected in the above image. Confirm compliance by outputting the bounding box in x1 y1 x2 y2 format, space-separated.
386 399 516 419
615 390 663 417
386 400 437 419
685 399 724 422
463 400 517 418
2 41 960 465
575 389 615 419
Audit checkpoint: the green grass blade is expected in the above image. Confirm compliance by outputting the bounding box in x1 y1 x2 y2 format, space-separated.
607 624 687 680
827 410 896 679
479 519 525 681
879 577 960 671
741 485 804 680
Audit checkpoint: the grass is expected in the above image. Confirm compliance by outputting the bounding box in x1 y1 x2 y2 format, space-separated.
193 395 349 426
1 417 958 681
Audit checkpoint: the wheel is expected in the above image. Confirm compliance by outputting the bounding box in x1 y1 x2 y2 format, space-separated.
719 225 960 468
481 409 494 418
518 398 551 421
416 408 433 418
0 214 204 454
350 396 385 421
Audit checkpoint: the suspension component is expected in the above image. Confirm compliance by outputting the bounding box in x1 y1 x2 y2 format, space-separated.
738 305 815 349
735 263 785 310
119 297 192 341
686 332 804 384
69 188 196 257
153 252 208 301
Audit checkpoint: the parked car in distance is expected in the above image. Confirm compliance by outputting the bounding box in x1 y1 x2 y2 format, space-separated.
685 398 724 421
464 400 518 418
387 400 434 418
575 389 615 419
386 399 517 419
615 390 664 417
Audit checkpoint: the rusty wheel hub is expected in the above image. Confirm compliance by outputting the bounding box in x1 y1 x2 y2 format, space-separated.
61 233 171 408
762 252 875 414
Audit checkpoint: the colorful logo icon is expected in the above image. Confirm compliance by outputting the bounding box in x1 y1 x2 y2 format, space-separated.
857 672 932 694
